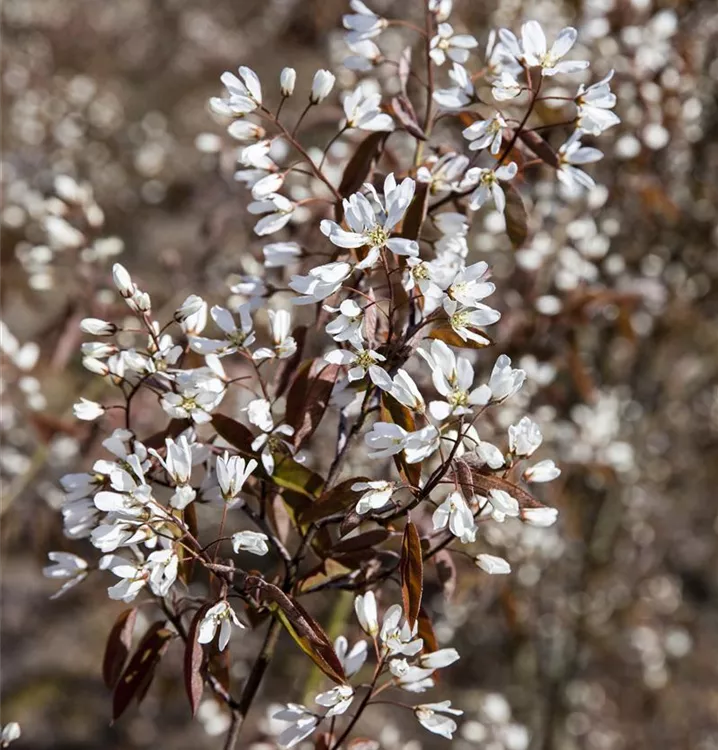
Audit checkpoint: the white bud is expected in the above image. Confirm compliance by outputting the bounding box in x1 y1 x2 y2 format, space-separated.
310 69 335 104
280 67 296 97
112 263 134 297
73 398 105 421
80 318 117 336
521 507 559 527
475 554 511 575
82 357 109 376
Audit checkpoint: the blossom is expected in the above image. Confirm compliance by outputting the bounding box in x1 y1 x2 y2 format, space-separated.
253 310 297 360
263 241 302 268
522 507 559 526
557 132 603 190
366 422 408 458
175 295 208 335
245 399 295 475
576 70 620 135
448 261 496 307
390 369 425 412
273 704 319 749
226 120 265 142
161 370 225 424
420 648 460 669
232 530 269 555
380 604 423 656
149 435 196 509
248 193 295 236
280 67 296 97
487 488 520 518
101 550 179 602
1 723 21 747
476 553 511 574
415 700 463 739
404 425 441 464
324 299 364 345
463 162 518 213
310 69 335 103
508 416 543 456
432 491 477 543
524 459 561 483
189 303 255 355
352 480 395 514
334 635 368 676
197 601 244 650
344 39 382 71
343 86 394 131
210 66 262 116
80 318 116 336
433 63 475 109
476 439 505 469
325 345 391 389
43 551 88 598
216 452 257 502
343 0 386 43
354 591 379 635
462 113 507 155
429 23 478 66
521 22 589 76
289 261 352 305
315 685 354 716
443 298 500 345
416 152 470 194
492 71 522 101
487 354 526 402
320 174 419 269
73 398 105 421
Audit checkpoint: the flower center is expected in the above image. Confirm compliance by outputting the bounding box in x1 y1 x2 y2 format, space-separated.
367 225 389 247
450 310 470 329
448 389 468 408
354 350 376 369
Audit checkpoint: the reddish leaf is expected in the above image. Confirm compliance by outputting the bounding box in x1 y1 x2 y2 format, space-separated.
143 418 191 451
380 393 421 489
391 95 427 141
103 607 138 689
517 129 559 168
211 414 256 456
285 359 341 448
332 529 391 554
274 325 307 398
417 606 440 654
434 549 457 600
184 605 210 716
504 184 529 249
400 182 429 240
112 622 173 721
299 477 369 524
428 324 493 350
337 131 389 206
400 521 424 630
452 458 475 504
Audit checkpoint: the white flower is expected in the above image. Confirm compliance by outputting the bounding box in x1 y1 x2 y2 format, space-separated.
415 700 463 739
263 241 302 268
448 261 496 307
334 636 368 676
343 86 394 131
404 425 441 464
189 303 255 355
246 398 274 432
576 70 620 135
247 193 295 236
508 416 543 456
273 704 319 749
232 530 269 555
443 298 500 345
433 63 474 108
73 398 105 421
315 685 354 717
210 66 262 116
253 310 297 361
326 345 391 389
476 553 511 574
344 39 382 71
197 601 244 650
280 67 296 96
343 0 386 43
1 723 21 747
462 113 507 155
487 354 526 402
463 162 518 213
365 422 407 458
161 371 225 424
390 369 425 413
429 22 478 66
289 261 352 305
352 480 395 514
524 459 561 483
216 452 257 501
521 22 588 76
522 507 559 526
420 648 460 669
429 0 452 21
80 318 116 336
175 295 208 335
43 551 88 598
432 491 477 543
324 299 365 345
244 400 295 475
354 591 379 635
416 152 470 194
320 174 419 269
476 439 505 469
101 550 179 602
380 604 423 656
557 132 603 191
487 488 520 518
149 435 196 509
310 69 335 103
226 120 265 142
492 71 522 101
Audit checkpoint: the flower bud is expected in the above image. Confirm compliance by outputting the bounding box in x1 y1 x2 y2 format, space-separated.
80 318 117 336
112 263 134 297
280 67 296 97
82 357 110 376
73 398 105 421
310 69 335 104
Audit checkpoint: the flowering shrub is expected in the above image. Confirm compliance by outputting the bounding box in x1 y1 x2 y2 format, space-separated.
38 1 621 747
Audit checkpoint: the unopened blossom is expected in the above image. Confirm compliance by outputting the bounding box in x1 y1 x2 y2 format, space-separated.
522 507 559 526
43 551 88 598
380 604 423 656
324 299 364 345
253 310 297 360
429 0 452 21
487 488 520 518
576 70 620 135
487 354 526 402
463 162 518 213
415 700 463 739
198 601 244 651
80 318 116 336
344 39 382 71
462 113 507 155
210 66 262 117
430 23 478 66
263 241 302 268
492 71 522 101
315 685 354 717
557 132 603 190
476 553 511 574
73 398 105 421
334 636 368 676
251 172 285 201
524 459 561 483
289 261 352 305
352 480 395 514
343 86 394 131
310 69 335 103
443 298 500 345
390 369 425 413
175 295 208 335
354 591 379 636
273 704 319 749
343 0 386 43
280 67 296 97
216 452 257 502
420 648 460 670
189 304 255 355
320 174 419 269
476 438 505 469
1 723 21 747
509 416 543 456
432 491 477 543
248 193 295 236
521 22 588 76
227 120 265 143
246 398 274 432
433 63 475 109
232 530 269 555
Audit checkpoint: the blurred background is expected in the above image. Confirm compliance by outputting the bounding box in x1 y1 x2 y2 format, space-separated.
2 0 718 748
